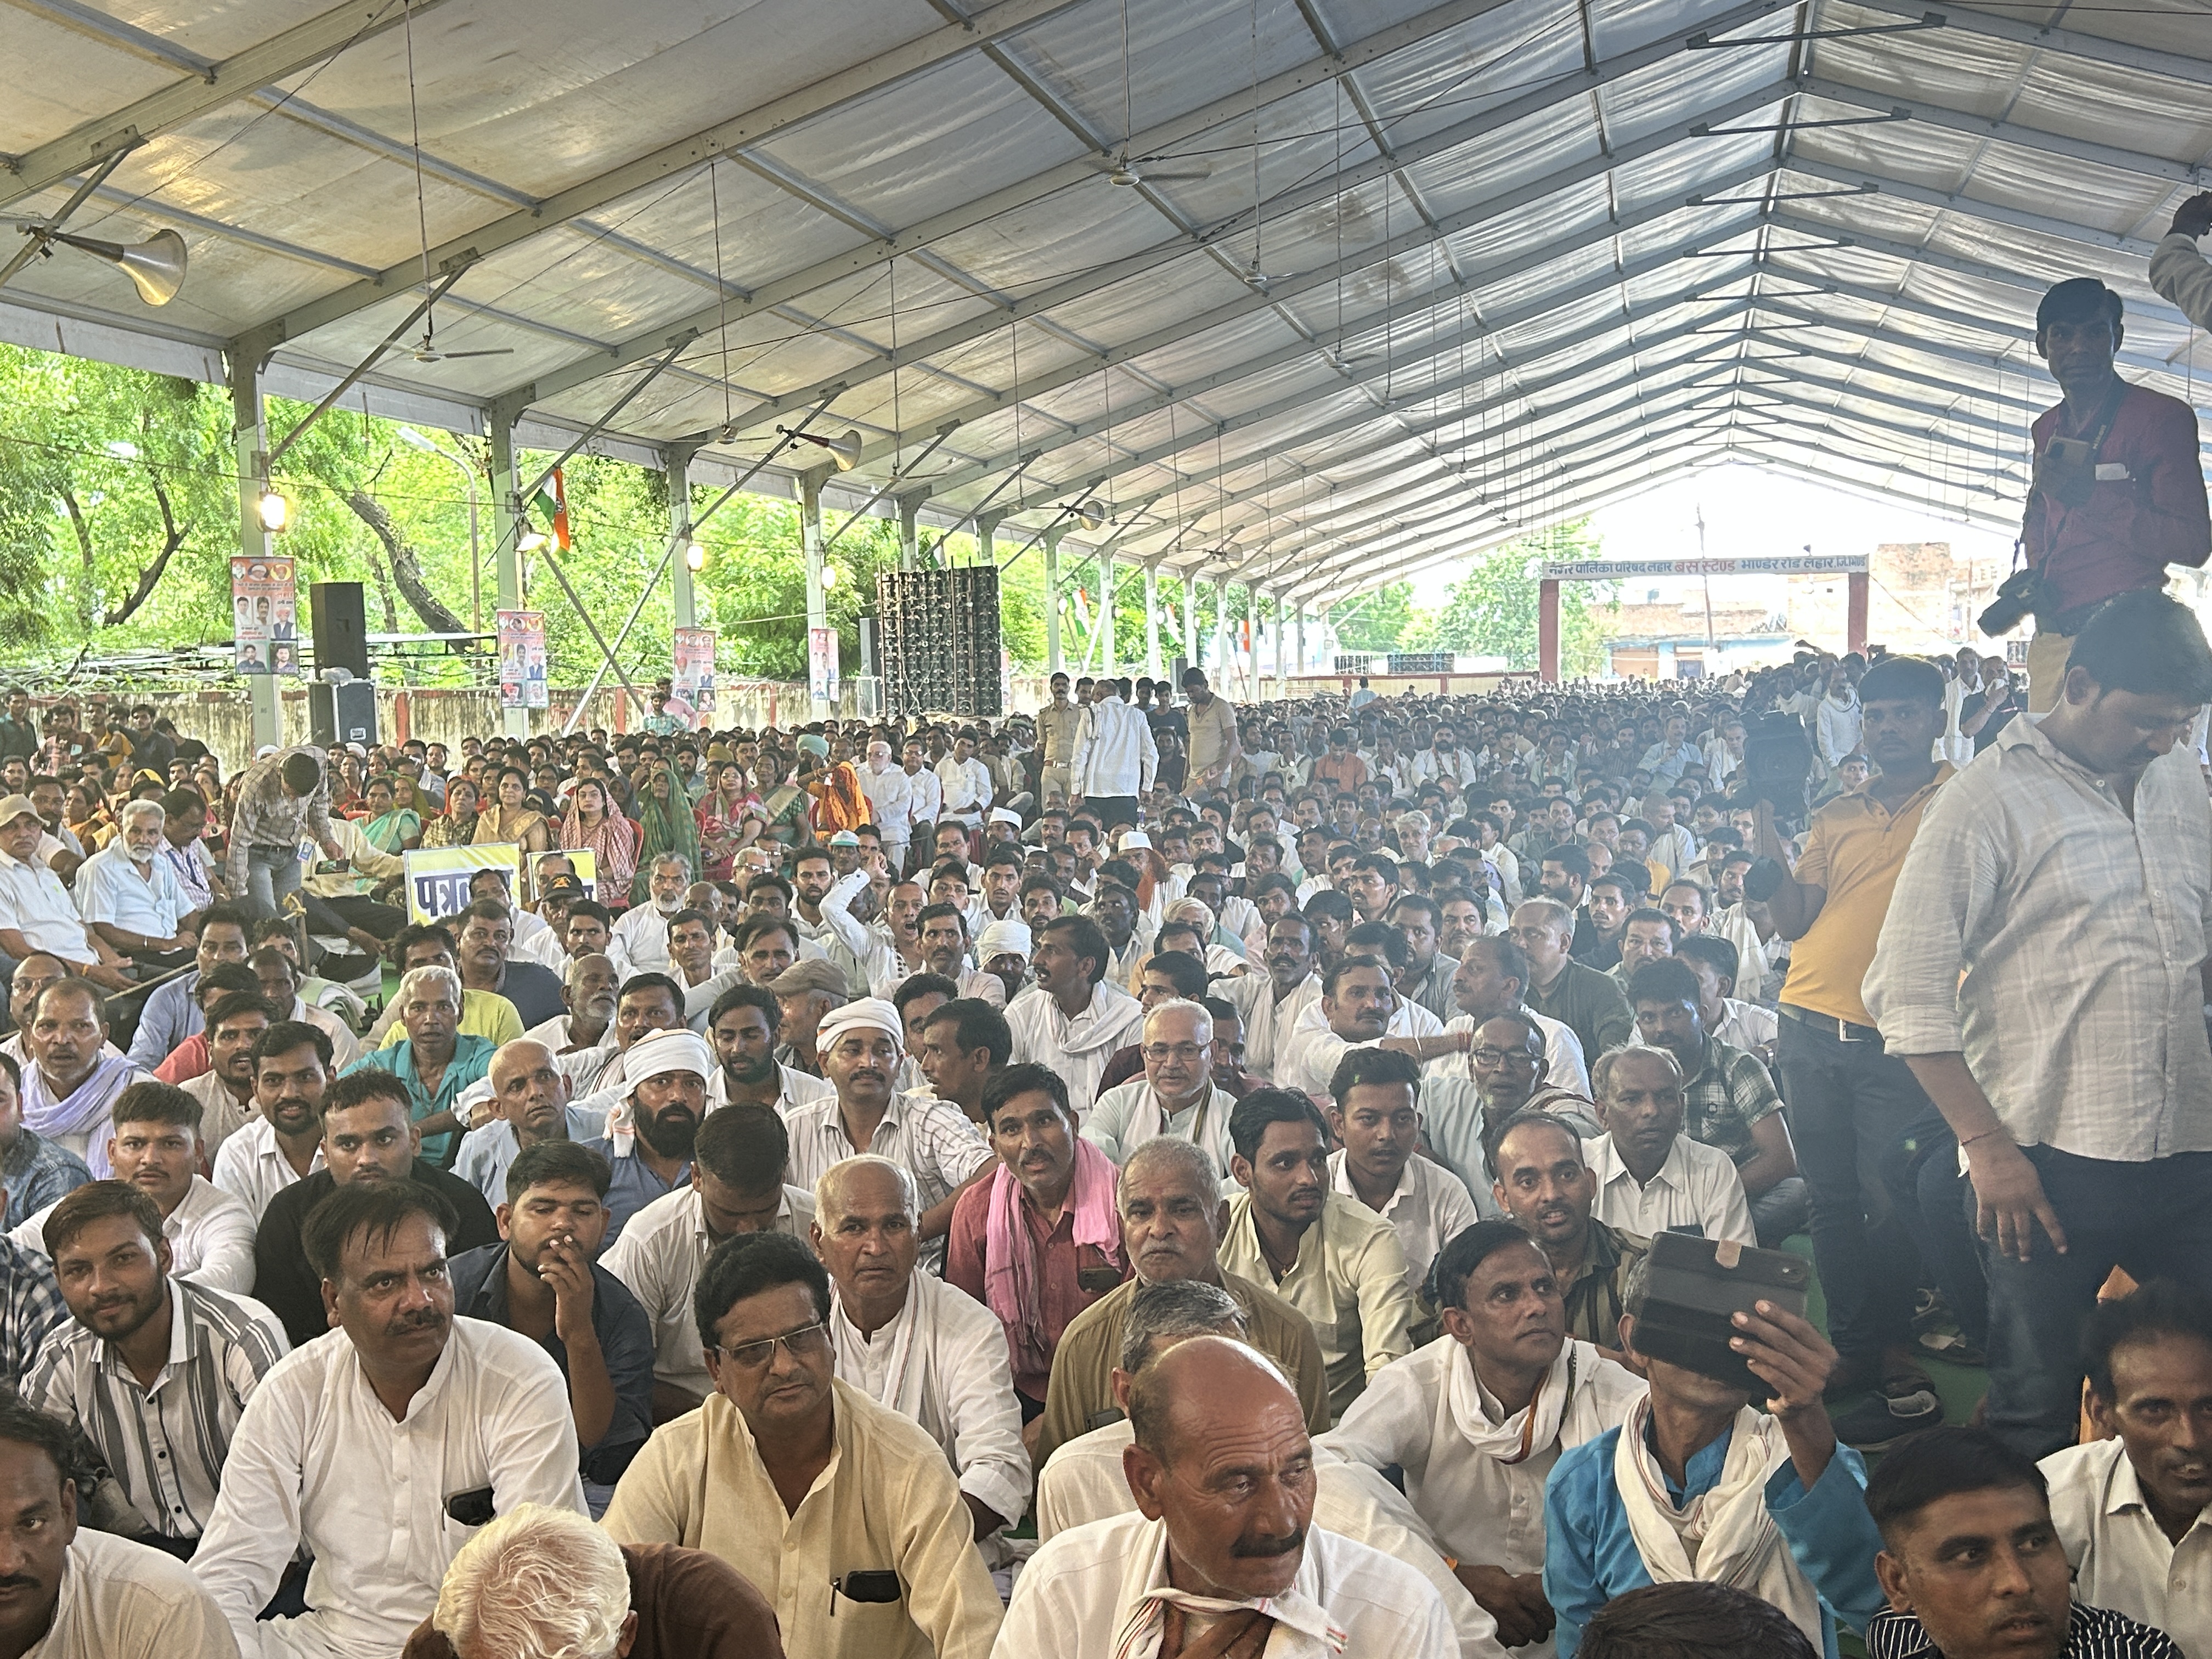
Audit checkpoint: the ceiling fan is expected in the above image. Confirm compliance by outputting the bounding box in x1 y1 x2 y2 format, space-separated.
405 324 512 363
1092 1 1210 187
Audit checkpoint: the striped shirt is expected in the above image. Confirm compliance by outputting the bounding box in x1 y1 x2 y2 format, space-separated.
0 1235 68 1389
781 1093 992 1270
223 743 335 891
1865 1603 2183 1658
23 1278 287 1540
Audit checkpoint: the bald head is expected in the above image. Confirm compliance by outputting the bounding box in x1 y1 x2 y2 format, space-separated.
487 1039 569 1142
1123 1336 1313 1601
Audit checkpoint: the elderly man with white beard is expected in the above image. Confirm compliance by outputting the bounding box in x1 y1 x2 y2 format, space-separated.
814 1155 1029 1546
1317 1218 1647 1657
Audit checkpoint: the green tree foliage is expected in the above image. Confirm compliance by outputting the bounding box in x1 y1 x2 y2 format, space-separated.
1330 582 1416 653
1402 521 1612 674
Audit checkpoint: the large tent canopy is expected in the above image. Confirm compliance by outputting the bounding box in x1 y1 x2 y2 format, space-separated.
5 0 2209 616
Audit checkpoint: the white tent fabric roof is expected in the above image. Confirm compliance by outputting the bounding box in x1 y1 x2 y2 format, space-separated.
5 0 2209 603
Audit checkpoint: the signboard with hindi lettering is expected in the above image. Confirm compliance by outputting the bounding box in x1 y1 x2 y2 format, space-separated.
403 844 522 924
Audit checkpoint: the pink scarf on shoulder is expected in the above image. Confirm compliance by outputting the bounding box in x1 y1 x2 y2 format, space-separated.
983 1136 1122 1379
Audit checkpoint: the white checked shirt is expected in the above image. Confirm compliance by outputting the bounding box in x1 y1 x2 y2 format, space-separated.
13 1175 256 1295
1582 1132 1754 1246
22 1279 287 1540
782 1094 992 1268
2042 1436 2212 1659
1327 1149 1482 1296
601 1183 816 1402
1865 721 2212 1161
208 1116 323 1224
190 1321 585 1659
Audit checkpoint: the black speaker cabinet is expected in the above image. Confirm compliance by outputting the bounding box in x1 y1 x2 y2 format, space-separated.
876 568 1002 716
309 680 377 749
309 582 371 679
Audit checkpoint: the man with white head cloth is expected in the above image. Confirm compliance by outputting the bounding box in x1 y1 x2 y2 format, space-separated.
406 1502 783 1659
782 998 994 1273
600 1031 816 1420
814 1155 1030 1546
1083 998 1239 1175
996 1335 1455 1659
973 917 1030 1007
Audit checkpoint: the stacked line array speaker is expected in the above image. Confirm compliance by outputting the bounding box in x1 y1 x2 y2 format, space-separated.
876 568 1003 716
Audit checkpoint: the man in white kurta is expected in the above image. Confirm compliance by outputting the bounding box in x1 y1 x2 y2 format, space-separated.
1317 1221 1647 1658
816 1156 1030 1540
190 1186 584 1659
997 1335 1454 1659
1005 918 1145 1121
1084 999 1239 1175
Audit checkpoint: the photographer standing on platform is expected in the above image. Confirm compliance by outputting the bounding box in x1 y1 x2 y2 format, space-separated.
1997 277 2208 713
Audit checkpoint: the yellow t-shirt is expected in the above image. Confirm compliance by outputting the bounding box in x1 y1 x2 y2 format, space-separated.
1780 765 1954 1026
378 986 523 1049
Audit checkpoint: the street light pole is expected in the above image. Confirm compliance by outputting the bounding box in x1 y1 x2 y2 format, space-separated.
398 427 482 633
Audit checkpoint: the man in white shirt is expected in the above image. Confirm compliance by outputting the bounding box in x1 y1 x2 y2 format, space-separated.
1322 1047 1479 1308
1220 914 1322 1085
997 1334 1455 1658
72 799 194 970
212 1020 329 1224
179 990 270 1161
861 740 917 867
12 1080 254 1294
814 1155 1029 1545
1085 999 1239 1175
1069 679 1156 830
23 1177 287 1551
901 738 945 839
1583 1047 1754 1246
781 999 991 1272
1006 916 1146 1121
192 1179 585 1659
935 731 994 830
0 797 132 992
1278 955 1457 1103
610 854 693 975
601 1092 815 1421
1317 1218 1647 1656
0 1395 237 1658
1437 936 1589 1097
2041 1279 2212 1659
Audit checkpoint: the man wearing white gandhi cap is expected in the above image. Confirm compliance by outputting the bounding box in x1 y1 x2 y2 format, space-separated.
975 917 1031 1007
782 998 995 1272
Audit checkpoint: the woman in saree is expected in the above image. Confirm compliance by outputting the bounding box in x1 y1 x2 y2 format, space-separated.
418 776 482 849
629 762 702 904
756 755 814 849
475 765 550 856
808 749 870 838
562 778 637 905
358 775 422 854
330 752 367 816
693 760 752 882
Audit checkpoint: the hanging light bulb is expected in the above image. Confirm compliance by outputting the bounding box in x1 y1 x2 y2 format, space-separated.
517 521 549 554
820 563 839 590
256 488 290 533
684 540 707 572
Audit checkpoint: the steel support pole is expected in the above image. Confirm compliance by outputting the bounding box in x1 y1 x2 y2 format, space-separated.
899 494 921 573
1294 601 1306 681
1043 527 1064 674
1101 551 1116 679
1276 591 1289 696
803 469 830 720
228 352 280 751
488 415 528 737
1246 587 1259 699
1144 565 1162 680
669 445 697 630
977 512 1002 570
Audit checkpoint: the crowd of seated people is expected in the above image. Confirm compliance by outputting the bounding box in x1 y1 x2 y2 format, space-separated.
0 491 2205 1658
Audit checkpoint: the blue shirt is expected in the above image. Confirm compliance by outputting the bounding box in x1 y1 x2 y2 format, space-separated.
0 1131 91 1231
580 1135 691 1246
342 1034 496 1164
1543 1422 1886 1659
448 1242 655 1486
127 970 201 1070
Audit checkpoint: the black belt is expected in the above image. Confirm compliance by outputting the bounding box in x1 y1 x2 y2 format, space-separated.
1780 1003 1882 1044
